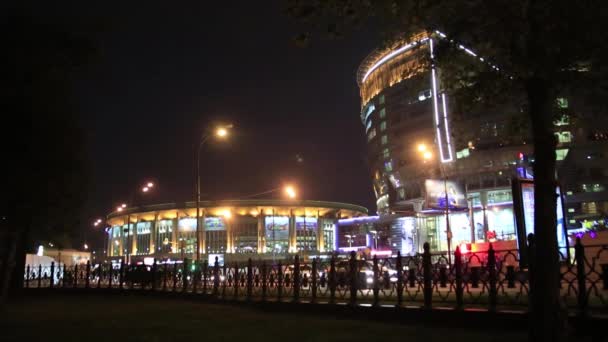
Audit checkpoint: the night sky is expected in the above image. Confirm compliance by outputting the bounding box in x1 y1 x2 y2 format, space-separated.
70 1 379 237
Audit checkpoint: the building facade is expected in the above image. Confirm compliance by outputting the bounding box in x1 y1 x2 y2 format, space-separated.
104 199 367 262
356 31 608 254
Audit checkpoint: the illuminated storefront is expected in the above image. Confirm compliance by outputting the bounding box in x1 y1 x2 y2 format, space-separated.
104 199 366 262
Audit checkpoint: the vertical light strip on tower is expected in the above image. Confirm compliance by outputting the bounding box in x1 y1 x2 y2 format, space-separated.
429 38 453 163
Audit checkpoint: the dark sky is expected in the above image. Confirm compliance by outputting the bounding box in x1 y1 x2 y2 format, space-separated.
70 1 378 234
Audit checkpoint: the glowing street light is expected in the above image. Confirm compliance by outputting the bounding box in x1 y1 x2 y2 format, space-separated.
142 187 149 192
147 182 154 188
196 124 233 261
284 185 297 199
416 141 452 264
222 209 232 219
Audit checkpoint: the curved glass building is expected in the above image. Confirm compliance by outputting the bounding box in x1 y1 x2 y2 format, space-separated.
357 31 608 254
357 32 538 253
104 199 367 262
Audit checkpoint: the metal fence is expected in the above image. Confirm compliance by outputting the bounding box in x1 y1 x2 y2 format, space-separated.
23 237 608 315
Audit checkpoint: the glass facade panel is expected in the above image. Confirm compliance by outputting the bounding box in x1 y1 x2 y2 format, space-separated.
379 108 386 119
296 217 317 252
178 218 197 256
233 219 257 254
135 222 151 255
321 220 335 252
156 220 173 254
205 217 227 254
265 216 289 254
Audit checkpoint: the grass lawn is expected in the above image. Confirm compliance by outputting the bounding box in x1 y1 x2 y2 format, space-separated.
1 294 528 342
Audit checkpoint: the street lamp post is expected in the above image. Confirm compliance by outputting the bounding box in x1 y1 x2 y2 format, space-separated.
118 181 155 264
418 143 452 264
196 124 232 261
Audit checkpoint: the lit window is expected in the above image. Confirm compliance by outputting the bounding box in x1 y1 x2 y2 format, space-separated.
379 95 385 105
379 108 386 119
418 89 432 101
555 131 572 144
384 160 393 172
381 135 388 145
456 148 470 159
567 208 575 213
380 121 387 131
554 114 570 126
556 97 569 109
568 219 576 224
367 128 376 141
556 148 569 161
382 148 390 159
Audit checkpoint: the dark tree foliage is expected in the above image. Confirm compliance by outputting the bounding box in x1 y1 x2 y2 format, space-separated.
0 5 96 299
287 1 608 340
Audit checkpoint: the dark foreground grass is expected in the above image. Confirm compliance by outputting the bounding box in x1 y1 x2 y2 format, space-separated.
1 294 528 342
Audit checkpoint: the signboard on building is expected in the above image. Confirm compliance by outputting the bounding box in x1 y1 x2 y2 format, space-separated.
512 178 569 264
424 179 467 209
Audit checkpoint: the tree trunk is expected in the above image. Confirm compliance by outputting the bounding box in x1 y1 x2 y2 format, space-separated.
526 77 564 341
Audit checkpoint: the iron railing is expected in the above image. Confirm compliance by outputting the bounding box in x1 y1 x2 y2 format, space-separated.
23 237 608 316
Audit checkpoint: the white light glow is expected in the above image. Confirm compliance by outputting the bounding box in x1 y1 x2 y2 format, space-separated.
362 38 429 83
441 94 454 162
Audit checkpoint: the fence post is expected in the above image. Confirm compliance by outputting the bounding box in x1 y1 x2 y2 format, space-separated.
97 263 102 289
85 261 91 289
575 237 587 317
182 258 189 293
293 255 300 302
202 262 208 294
108 263 113 289
151 260 158 291
311 258 318 303
422 242 432 310
213 257 220 297
488 243 497 312
163 263 168 291
221 262 227 299
349 251 357 307
527 234 535 310
119 260 124 290
25 265 30 288
172 262 178 292
73 264 78 289
49 262 55 289
277 261 283 301
247 258 253 301
372 255 380 307
233 262 239 299
36 264 42 288
329 254 336 304
192 261 198 294
396 252 403 307
454 246 464 310
261 261 267 301
129 263 135 290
